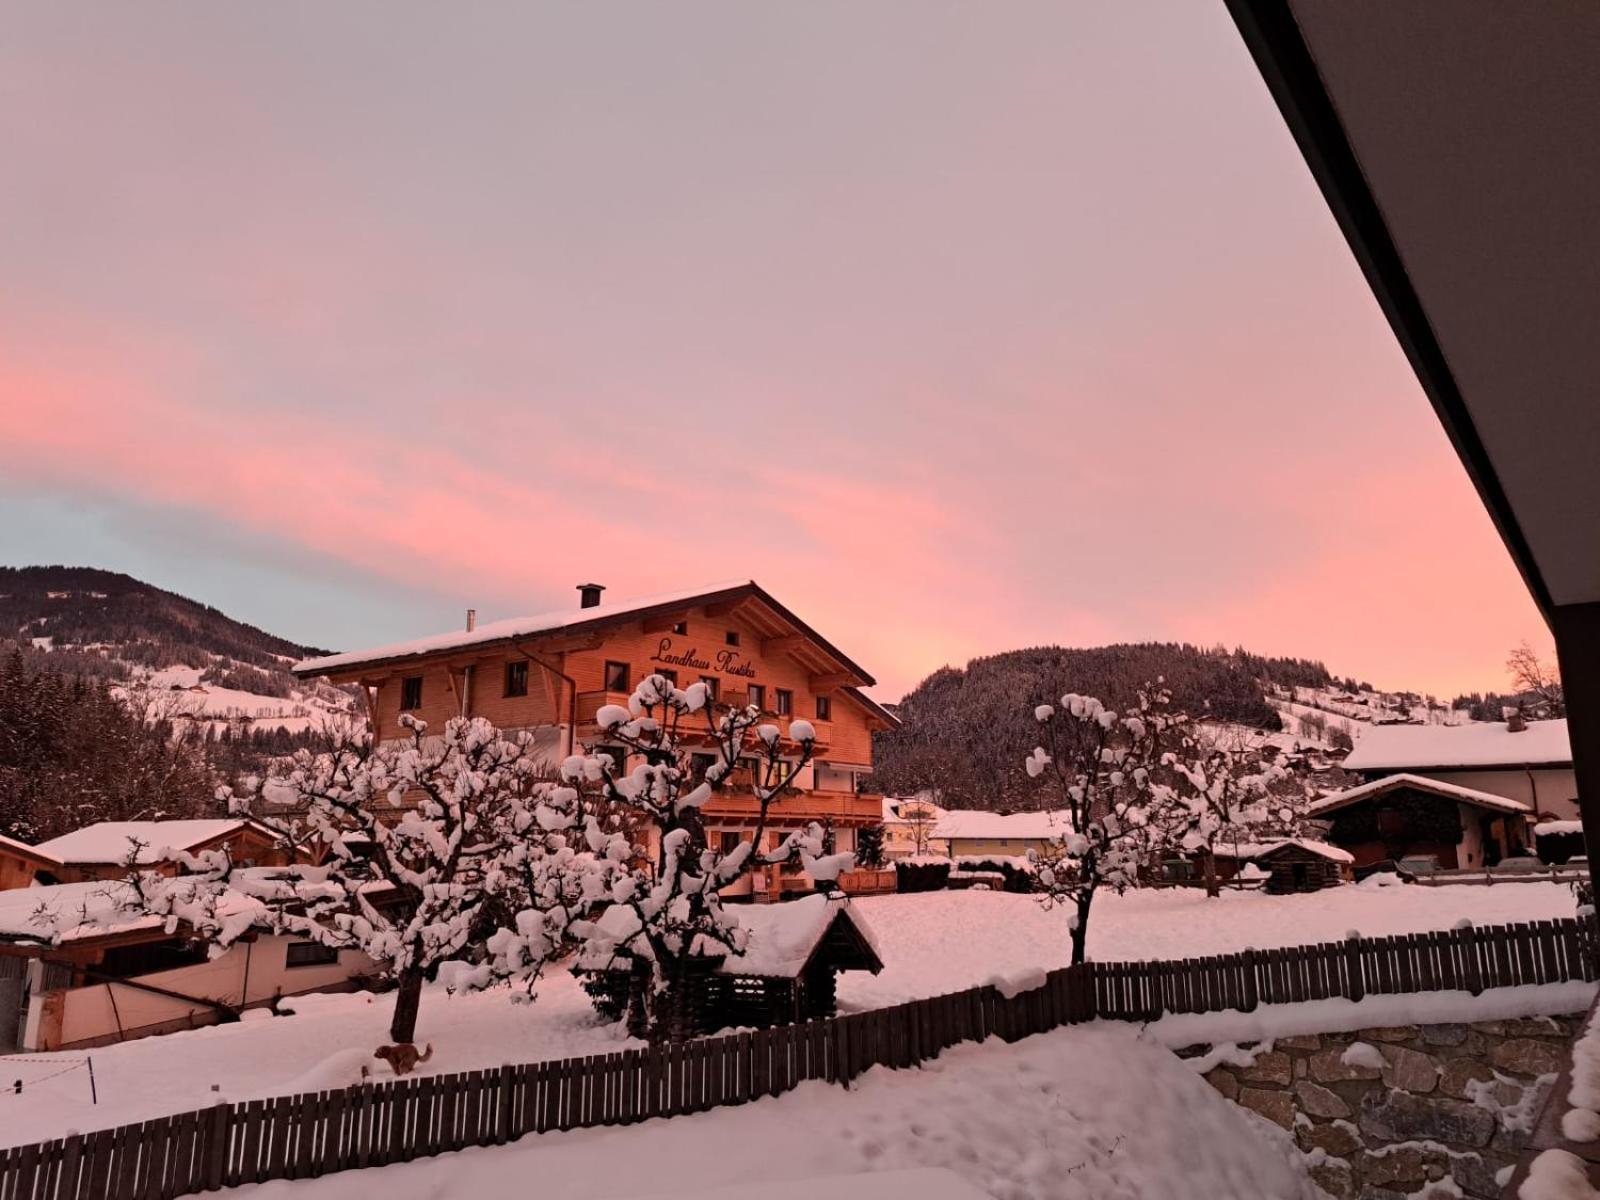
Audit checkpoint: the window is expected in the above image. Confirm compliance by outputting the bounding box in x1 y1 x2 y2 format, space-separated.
699 675 721 701
671 620 688 635
286 941 340 968
596 744 628 774
815 695 832 720
725 630 740 647
747 684 766 711
775 688 793 716
504 660 529 697
691 752 719 782
656 668 678 685
400 676 423 711
604 660 631 692
719 830 743 855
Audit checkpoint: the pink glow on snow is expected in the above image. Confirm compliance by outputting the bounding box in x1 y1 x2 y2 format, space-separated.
0 3 1546 701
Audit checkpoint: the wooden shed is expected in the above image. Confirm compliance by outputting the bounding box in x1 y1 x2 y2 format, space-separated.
577 894 883 1039
1250 840 1354 894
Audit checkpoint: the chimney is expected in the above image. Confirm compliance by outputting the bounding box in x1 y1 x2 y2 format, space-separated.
466 608 477 633
1506 707 1528 733
578 582 606 609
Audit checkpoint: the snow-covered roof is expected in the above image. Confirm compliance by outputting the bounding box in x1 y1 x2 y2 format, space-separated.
1341 719 1571 772
932 810 1072 843
0 833 60 867
1211 837 1354 864
34 819 270 865
1307 773 1533 817
881 795 946 825
1534 819 1584 837
720 894 883 978
292 579 880 690
0 878 267 947
1248 838 1355 865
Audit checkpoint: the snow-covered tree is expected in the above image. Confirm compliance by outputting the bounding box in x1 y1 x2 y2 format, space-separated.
560 673 847 1041
1161 726 1308 898
1024 689 1186 965
123 714 597 1049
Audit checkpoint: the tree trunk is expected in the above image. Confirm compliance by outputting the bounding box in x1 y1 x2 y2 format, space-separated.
1070 892 1092 965
1203 846 1220 899
389 965 426 1045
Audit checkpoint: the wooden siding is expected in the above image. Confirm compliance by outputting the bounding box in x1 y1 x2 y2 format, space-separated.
363 601 884 773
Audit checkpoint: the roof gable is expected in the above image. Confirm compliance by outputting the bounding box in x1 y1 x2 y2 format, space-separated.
34 819 270 865
1341 720 1571 772
293 581 881 694
1307 773 1533 818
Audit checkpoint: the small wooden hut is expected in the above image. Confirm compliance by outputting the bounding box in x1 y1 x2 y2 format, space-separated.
1251 840 1354 894
577 894 883 1038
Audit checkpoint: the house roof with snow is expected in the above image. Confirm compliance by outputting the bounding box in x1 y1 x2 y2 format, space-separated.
932 809 1072 843
1307 773 1533 818
1341 720 1571 773
0 832 61 869
1248 838 1355 865
881 795 947 825
575 894 882 980
719 894 883 979
1211 837 1354 864
34 819 279 867
0 877 269 949
291 580 898 728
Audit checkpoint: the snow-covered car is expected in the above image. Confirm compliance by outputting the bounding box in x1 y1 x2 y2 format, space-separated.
1396 855 1439 876
1494 855 1545 874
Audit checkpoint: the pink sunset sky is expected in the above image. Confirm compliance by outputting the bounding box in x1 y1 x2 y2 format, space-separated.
1 2 1546 703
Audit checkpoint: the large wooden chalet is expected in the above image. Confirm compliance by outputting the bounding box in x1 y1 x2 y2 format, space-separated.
293 581 898 899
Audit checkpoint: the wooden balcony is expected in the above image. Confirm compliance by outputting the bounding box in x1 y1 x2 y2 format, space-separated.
574 689 631 726
702 789 884 825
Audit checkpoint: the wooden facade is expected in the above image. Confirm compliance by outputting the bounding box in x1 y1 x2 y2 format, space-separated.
294 583 897 898
1250 843 1352 894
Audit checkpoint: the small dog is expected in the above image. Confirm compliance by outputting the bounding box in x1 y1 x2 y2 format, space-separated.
373 1043 433 1076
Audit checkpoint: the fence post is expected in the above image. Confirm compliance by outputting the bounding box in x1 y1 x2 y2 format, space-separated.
201 1101 230 1192
1344 935 1364 1003
1241 949 1258 1012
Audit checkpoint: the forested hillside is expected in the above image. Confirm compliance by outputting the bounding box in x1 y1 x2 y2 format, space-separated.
0 565 323 679
0 566 358 842
870 642 1336 808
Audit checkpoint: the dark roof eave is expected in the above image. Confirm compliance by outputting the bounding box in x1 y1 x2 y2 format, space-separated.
1222 0 1557 620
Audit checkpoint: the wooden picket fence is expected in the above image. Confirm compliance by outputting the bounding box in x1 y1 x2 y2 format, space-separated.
1 916 1594 1200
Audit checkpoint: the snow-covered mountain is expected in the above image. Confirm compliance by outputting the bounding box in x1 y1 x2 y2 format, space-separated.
0 565 359 735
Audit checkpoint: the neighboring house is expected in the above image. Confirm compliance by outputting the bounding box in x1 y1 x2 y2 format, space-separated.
931 810 1070 859
0 880 375 1053
293 581 899 899
25 819 296 887
880 794 948 859
1307 774 1532 870
0 834 62 890
1341 717 1576 821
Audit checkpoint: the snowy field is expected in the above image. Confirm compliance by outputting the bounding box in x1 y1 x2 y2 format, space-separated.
231 1025 1323 1200
0 881 1581 1149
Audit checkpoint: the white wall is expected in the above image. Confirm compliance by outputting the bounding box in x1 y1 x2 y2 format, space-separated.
1425 768 1579 820
38 935 374 1050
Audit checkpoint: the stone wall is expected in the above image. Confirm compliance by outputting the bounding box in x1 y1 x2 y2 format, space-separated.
1180 1015 1581 1199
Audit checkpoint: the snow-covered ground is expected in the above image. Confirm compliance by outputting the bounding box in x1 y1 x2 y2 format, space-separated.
231 1024 1323 1200
0 882 1580 1149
